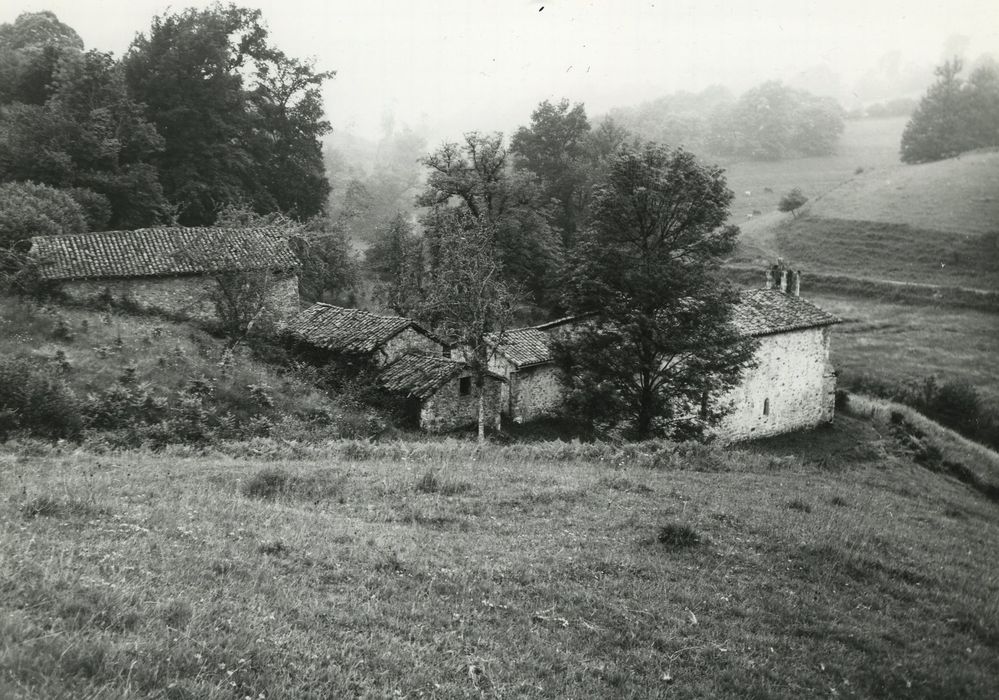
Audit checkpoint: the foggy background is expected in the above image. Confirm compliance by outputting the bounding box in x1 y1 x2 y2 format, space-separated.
3 0 998 144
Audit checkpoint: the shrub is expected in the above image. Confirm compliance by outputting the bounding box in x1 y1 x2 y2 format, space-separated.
657 522 702 549
785 499 812 513
778 188 808 218
0 357 82 441
835 389 850 412
242 468 291 499
0 181 87 248
415 468 471 496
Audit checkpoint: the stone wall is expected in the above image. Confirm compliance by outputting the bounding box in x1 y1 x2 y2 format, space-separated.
380 327 446 365
509 363 564 423
713 326 835 442
420 373 503 432
59 273 300 326
488 354 516 414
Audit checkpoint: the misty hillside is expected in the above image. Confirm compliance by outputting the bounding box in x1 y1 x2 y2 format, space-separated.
810 150 999 235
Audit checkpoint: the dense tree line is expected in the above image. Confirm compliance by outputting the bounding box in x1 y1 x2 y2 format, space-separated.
900 57 999 163
0 5 333 241
607 81 845 161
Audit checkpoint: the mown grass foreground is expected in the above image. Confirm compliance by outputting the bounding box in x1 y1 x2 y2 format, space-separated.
2 416 998 698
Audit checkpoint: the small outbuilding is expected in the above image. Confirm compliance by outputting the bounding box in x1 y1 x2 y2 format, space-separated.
284 303 447 367
377 352 505 432
28 227 300 323
488 316 580 423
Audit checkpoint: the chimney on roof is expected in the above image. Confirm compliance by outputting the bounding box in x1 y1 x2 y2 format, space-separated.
765 259 801 297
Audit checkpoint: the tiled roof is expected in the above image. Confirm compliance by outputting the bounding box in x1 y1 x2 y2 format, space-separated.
285 303 434 355
377 352 504 399
493 291 838 366
377 353 469 399
732 289 840 337
491 315 588 368
492 327 556 368
30 227 298 280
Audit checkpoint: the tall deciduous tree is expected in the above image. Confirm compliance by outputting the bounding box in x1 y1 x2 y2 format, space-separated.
557 143 756 440
124 3 333 224
511 99 591 247
416 210 518 442
898 57 999 163
900 59 970 163
0 11 83 105
0 13 170 229
419 132 558 308
0 181 86 247
707 81 844 160
365 214 424 315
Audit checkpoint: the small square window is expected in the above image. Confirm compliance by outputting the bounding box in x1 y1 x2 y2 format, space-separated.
459 376 472 396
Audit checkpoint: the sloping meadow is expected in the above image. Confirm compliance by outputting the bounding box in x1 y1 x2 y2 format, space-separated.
2 416 998 698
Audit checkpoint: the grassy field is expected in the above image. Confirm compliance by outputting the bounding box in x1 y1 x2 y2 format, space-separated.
722 117 908 260
813 294 999 409
2 416 998 699
776 217 999 291
810 150 999 236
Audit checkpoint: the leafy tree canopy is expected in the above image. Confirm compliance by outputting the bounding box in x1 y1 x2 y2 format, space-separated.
901 57 999 163
511 99 592 245
0 181 86 248
124 3 334 224
609 82 845 161
419 131 559 308
778 188 809 218
0 11 83 105
557 143 756 439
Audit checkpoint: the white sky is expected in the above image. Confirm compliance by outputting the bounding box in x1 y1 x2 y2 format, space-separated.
4 1 999 143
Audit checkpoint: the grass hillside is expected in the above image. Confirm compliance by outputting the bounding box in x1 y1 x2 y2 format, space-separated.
776 217 999 291
817 295 999 411
0 297 363 446
810 150 999 236
723 117 907 257
723 119 999 284
2 415 998 698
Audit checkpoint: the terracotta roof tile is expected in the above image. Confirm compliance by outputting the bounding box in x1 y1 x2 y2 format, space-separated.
492 327 556 368
376 353 469 399
30 227 298 280
732 289 841 337
493 291 837 366
285 304 438 355
378 352 503 399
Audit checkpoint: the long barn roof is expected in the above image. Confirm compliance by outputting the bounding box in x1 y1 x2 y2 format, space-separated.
30 227 298 281
285 303 439 355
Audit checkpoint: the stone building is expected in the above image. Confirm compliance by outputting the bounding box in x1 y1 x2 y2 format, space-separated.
285 303 502 432
491 263 840 440
377 352 504 432
711 266 840 441
284 303 448 366
488 316 579 423
29 227 300 323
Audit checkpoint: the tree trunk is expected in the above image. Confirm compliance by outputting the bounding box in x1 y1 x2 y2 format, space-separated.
636 382 656 440
477 384 486 443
